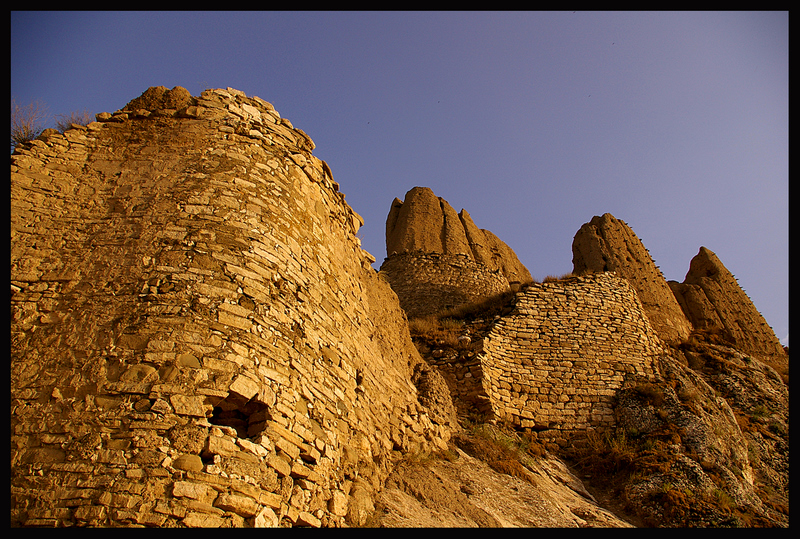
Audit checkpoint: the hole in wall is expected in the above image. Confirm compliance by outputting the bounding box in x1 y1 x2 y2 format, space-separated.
208 393 271 439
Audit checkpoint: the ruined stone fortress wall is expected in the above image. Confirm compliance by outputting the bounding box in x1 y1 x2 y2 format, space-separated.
10 87 454 528
378 252 510 319
480 272 664 446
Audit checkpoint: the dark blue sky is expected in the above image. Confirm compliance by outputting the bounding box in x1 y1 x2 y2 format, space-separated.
11 11 788 345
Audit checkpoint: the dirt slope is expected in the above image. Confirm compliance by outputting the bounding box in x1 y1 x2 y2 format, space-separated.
370 444 633 527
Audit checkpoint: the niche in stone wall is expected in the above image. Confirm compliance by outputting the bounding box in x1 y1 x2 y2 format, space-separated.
207 375 275 439
208 395 270 439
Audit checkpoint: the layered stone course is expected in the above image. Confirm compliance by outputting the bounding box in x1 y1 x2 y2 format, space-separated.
426 350 492 420
10 87 453 528
479 272 663 445
379 252 510 319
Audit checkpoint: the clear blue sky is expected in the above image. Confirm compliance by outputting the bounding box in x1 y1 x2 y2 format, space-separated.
11 11 788 346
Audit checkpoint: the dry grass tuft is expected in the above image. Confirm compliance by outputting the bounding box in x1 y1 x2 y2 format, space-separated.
55 110 93 133
408 316 439 336
436 289 518 321
542 272 576 283
452 423 545 485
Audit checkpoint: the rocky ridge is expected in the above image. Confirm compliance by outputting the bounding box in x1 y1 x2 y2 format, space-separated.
380 187 533 319
670 246 785 359
386 186 532 285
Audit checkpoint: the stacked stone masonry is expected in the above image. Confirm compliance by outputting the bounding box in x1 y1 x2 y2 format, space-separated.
10 87 454 528
480 272 664 446
379 252 510 319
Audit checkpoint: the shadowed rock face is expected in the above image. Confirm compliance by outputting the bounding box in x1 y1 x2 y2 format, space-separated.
385 186 532 285
671 246 785 358
571 213 693 344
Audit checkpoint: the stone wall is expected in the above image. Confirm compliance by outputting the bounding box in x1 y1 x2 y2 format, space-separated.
10 87 454 528
423 332 494 421
379 252 510 319
479 272 664 447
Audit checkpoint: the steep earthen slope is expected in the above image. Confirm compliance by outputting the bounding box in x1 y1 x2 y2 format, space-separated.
372 444 633 527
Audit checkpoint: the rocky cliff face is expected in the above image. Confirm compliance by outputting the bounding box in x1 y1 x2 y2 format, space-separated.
563 215 787 526
386 186 532 285
572 213 693 344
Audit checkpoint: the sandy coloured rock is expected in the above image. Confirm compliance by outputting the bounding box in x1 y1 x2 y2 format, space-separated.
381 187 532 318
670 246 785 359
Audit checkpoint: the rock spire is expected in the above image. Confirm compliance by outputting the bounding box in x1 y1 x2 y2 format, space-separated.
571 213 693 343
670 246 785 358
385 186 532 285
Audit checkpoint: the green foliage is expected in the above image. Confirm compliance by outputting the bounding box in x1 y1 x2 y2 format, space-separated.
407 315 462 348
407 315 439 336
438 318 464 330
